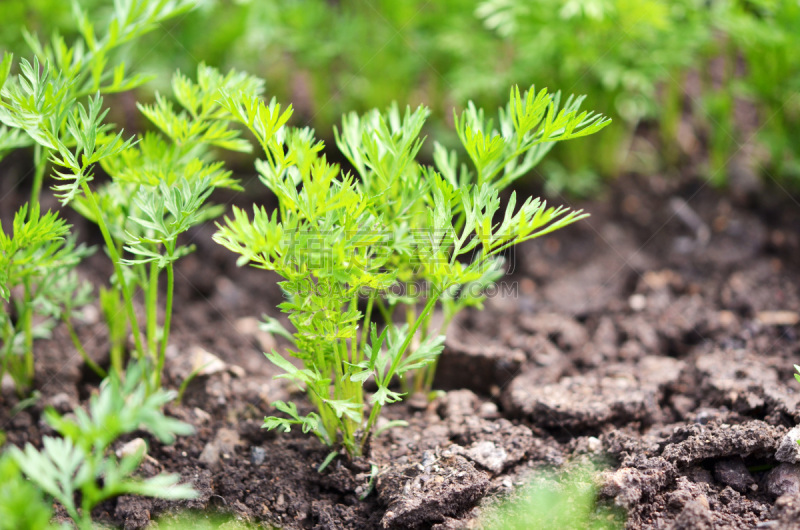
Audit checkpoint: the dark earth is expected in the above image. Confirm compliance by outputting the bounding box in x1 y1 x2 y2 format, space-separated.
2 166 800 529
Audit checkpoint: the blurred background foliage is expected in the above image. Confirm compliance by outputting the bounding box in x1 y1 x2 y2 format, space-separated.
1 0 798 195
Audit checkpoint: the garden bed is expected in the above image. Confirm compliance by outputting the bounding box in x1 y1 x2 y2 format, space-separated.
2 172 800 529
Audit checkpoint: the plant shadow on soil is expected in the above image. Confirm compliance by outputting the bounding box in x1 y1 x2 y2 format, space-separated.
2 172 800 528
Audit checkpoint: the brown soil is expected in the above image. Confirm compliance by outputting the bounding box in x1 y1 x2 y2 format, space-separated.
2 171 800 529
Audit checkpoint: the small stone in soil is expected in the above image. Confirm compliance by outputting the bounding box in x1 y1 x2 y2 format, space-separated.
713 458 755 493
117 438 147 459
234 316 277 352
629 293 647 311
407 393 429 411
775 426 800 463
478 402 499 419
251 446 266 466
462 441 508 474
765 463 800 498
193 407 212 424
199 428 241 469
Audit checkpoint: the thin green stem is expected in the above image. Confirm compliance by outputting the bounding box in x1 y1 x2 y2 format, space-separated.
29 145 49 209
154 259 174 391
335 340 356 448
405 299 417 330
349 290 359 364
358 290 376 364
422 312 453 391
105 288 126 377
2 316 14 379
362 294 439 451
404 302 418 394
79 485 96 530
80 182 144 359
64 316 106 378
331 337 345 395
413 307 438 394
375 297 393 325
146 262 159 360
22 280 34 389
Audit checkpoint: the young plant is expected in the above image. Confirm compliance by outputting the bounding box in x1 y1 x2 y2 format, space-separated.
335 86 610 393
479 464 624 529
0 451 55 530
9 363 196 530
0 204 94 394
0 0 195 395
213 84 608 458
3 21 262 390
0 0 194 206
69 64 260 388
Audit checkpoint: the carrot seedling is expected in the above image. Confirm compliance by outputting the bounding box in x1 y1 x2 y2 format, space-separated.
214 85 609 458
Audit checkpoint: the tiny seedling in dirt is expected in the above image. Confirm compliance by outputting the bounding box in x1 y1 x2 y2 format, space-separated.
0 0 197 394
1 0 263 393
214 84 609 459
479 464 624 529
8 363 196 530
0 451 55 530
0 203 94 394
335 87 609 394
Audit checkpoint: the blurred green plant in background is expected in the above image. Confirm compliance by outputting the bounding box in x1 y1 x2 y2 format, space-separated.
479 464 624 529
0 0 104 57
2 0 799 193
476 0 712 187
703 0 800 185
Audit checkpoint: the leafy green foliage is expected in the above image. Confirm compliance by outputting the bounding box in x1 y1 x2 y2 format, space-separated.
9 364 196 530
0 452 55 530
0 0 199 396
701 0 800 186
0 0 195 205
4 16 262 388
0 0 107 57
43 62 261 390
334 86 605 392
0 204 93 394
214 84 607 457
7 0 800 192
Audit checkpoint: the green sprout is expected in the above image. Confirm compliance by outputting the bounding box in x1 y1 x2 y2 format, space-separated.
0 0 196 394
0 451 55 530
214 84 609 458
0 204 93 394
335 87 609 394
9 363 196 530
480 465 624 529
2 0 263 392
